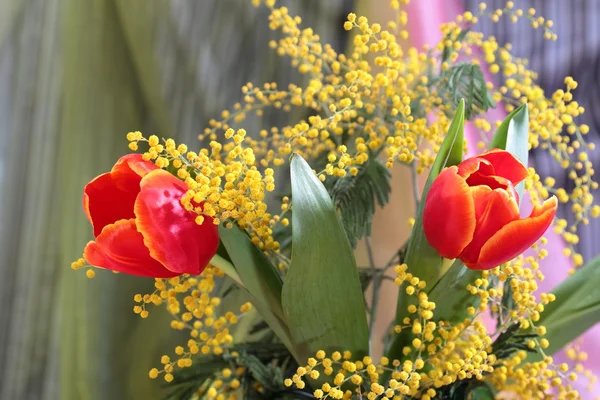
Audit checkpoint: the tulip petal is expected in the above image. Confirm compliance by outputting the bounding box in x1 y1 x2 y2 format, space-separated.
134 169 219 275
457 157 494 179
83 219 177 278
478 149 529 184
469 185 493 218
459 189 520 267
423 166 476 258
83 172 139 237
111 154 158 191
474 196 558 270
465 172 512 191
83 155 157 237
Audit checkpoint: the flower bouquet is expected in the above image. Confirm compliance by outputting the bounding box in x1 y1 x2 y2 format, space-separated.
73 1 600 399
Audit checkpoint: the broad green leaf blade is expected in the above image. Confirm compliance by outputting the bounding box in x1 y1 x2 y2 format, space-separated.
434 99 466 177
219 225 284 318
387 100 465 364
542 305 600 353
283 154 369 363
488 103 529 198
219 225 296 357
394 99 465 321
426 260 480 323
210 253 244 288
532 256 600 356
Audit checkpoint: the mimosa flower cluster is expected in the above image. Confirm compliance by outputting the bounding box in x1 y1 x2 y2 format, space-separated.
137 266 254 383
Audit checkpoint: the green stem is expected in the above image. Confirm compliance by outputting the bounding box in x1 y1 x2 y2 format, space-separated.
369 277 382 354
366 236 380 355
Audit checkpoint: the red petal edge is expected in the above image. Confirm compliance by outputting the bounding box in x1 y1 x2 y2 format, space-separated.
472 196 558 270
457 156 495 179
423 166 477 259
459 188 520 267
111 154 158 191
83 172 139 237
477 149 529 185
83 219 178 278
83 155 158 237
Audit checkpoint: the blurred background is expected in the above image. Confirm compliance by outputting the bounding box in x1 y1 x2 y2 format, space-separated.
0 0 598 399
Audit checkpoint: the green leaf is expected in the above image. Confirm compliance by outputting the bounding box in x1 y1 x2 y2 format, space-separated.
327 158 392 247
488 103 529 198
167 342 294 400
465 384 496 400
219 225 283 318
386 101 465 364
497 278 515 327
210 252 244 288
435 377 496 400
531 256 600 356
394 99 465 320
490 323 538 361
426 260 481 323
438 63 495 119
218 225 297 358
282 154 369 363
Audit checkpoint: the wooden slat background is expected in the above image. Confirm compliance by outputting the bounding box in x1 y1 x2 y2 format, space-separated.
0 1 351 399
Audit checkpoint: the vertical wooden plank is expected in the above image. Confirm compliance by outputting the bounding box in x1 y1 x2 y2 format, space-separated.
0 0 26 47
58 0 160 398
0 0 63 398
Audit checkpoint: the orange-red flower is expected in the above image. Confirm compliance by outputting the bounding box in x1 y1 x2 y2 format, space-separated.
82 154 219 278
423 149 557 270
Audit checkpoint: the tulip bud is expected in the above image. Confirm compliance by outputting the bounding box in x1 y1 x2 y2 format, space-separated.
423 149 557 270
82 154 219 277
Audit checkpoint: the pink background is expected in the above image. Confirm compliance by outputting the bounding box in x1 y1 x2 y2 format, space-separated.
405 0 600 396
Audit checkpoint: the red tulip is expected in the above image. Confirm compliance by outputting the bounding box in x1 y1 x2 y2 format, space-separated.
423 149 557 270
82 154 219 278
